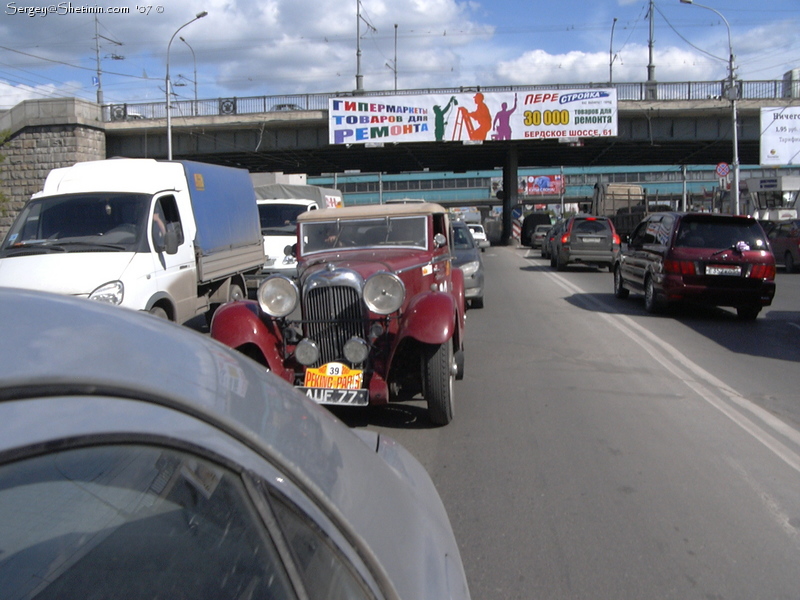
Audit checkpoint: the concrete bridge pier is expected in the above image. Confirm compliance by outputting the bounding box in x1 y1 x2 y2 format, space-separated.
501 144 518 246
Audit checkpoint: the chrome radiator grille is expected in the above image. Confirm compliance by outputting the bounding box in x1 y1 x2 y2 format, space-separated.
302 285 364 365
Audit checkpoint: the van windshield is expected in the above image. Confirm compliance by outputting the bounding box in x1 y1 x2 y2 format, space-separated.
258 204 312 236
1 193 151 256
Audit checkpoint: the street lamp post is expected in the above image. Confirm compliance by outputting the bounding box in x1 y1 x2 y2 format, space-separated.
179 36 198 115
609 17 618 83
680 0 740 215
166 11 207 160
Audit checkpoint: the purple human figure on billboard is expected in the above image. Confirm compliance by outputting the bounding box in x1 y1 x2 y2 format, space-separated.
492 93 518 140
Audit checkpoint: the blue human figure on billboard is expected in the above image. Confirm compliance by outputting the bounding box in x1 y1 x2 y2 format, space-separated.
433 96 458 141
492 93 518 140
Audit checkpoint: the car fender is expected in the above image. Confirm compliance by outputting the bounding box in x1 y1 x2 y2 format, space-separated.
399 291 458 346
209 300 291 381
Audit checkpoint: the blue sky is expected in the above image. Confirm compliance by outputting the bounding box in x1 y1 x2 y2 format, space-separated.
1 0 798 109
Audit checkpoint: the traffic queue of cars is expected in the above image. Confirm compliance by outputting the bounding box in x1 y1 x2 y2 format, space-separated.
0 172 480 598
534 210 778 321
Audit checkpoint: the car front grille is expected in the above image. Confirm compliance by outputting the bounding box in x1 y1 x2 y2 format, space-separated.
302 285 365 366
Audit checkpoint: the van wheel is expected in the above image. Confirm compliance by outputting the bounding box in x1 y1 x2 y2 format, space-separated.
229 283 245 302
149 306 169 320
614 267 629 299
423 340 455 426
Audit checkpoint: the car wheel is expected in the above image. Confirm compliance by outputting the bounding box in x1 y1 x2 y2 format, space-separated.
643 276 660 313
737 305 761 321
471 296 484 309
149 305 169 320
785 252 795 273
614 266 630 299
550 253 556 268
423 340 455 426
556 252 566 271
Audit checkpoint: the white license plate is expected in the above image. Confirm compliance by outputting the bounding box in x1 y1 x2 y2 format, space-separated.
580 237 601 243
706 265 741 276
299 387 369 405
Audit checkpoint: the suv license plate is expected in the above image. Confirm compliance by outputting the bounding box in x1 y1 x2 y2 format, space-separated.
706 265 741 276
299 388 369 405
580 236 601 243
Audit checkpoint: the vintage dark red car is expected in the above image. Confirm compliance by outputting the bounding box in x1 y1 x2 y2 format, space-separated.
210 202 466 425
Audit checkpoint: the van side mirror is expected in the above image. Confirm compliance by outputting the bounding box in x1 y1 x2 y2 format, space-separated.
163 223 180 255
284 243 296 257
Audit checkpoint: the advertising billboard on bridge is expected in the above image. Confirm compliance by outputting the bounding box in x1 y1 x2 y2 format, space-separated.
328 89 617 146
761 106 800 166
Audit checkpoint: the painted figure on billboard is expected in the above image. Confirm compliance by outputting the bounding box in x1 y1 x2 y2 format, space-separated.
457 92 492 140
492 93 518 140
434 96 459 141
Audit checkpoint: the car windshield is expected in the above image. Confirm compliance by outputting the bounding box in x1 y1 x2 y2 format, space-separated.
453 226 474 250
301 215 427 253
674 218 769 250
258 203 311 235
1 192 150 254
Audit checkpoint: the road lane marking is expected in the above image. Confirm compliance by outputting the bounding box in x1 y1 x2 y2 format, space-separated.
540 267 800 476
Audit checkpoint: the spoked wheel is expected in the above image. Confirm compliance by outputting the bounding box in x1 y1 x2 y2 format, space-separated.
423 340 455 426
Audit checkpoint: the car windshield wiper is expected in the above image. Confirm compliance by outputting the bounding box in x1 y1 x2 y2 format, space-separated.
711 241 750 256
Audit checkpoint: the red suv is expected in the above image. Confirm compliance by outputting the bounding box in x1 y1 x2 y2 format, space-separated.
614 212 776 320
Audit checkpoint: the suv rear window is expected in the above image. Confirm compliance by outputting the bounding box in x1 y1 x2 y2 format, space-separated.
573 218 611 234
674 217 768 250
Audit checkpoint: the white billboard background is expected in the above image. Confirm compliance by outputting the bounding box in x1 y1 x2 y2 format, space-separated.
329 90 617 146
760 106 800 166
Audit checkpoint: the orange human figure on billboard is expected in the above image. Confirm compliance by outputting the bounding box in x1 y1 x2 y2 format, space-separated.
457 92 492 140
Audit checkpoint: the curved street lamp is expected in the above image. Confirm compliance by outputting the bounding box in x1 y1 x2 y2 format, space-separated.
679 0 740 215
166 11 207 160
609 17 618 84
179 36 198 115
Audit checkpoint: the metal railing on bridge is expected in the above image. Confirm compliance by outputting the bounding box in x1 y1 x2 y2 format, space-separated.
104 79 799 123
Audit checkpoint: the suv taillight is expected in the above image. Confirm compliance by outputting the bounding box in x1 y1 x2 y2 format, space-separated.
664 259 696 275
561 233 570 244
750 264 776 280
612 233 621 245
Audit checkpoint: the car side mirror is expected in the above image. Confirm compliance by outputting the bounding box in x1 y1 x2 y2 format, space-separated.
433 233 447 248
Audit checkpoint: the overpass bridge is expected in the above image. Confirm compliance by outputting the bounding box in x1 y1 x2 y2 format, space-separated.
2 79 798 240
102 79 799 175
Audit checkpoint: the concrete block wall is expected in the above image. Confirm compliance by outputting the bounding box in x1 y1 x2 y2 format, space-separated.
0 99 106 239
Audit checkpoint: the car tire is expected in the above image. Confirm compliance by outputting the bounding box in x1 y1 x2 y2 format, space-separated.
736 305 761 321
643 276 661 314
556 252 566 271
785 252 795 273
471 296 484 309
149 305 169 320
614 266 630 299
423 340 455 426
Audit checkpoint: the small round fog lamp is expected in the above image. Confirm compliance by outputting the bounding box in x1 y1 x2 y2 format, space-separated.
363 272 405 315
257 276 299 318
295 339 320 366
344 337 370 364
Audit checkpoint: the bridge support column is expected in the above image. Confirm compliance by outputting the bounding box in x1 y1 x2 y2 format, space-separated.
0 99 105 238
501 145 518 246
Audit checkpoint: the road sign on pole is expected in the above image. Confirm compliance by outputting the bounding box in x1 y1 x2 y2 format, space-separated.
716 162 730 177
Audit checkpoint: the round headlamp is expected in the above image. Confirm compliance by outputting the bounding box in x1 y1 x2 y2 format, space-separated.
295 339 320 366
343 337 370 364
363 272 405 315
257 275 299 318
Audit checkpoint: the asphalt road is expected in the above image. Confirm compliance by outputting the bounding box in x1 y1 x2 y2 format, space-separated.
336 244 800 600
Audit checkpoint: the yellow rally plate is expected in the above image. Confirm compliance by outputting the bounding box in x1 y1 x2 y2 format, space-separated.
303 362 363 390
